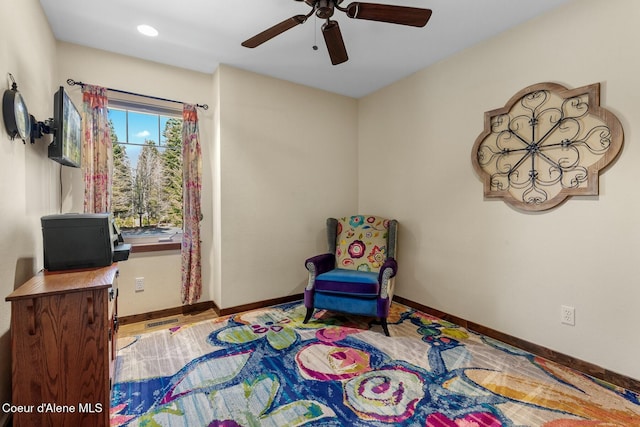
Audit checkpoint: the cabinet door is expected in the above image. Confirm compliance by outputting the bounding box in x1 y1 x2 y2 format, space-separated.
11 289 110 427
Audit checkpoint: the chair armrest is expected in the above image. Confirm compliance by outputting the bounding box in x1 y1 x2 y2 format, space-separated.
305 253 335 291
378 257 397 299
305 253 335 276
377 257 397 284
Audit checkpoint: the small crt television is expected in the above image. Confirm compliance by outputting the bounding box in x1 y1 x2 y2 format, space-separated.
42 213 131 271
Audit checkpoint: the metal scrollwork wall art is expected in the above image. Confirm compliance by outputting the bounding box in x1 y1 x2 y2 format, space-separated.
471 82 623 211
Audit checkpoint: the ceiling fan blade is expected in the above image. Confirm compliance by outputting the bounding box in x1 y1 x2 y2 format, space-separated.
322 20 349 65
345 2 432 27
242 15 308 48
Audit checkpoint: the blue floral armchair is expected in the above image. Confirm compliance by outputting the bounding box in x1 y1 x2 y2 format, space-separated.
303 215 398 336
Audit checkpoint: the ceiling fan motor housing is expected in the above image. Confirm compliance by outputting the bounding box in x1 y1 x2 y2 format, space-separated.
303 0 345 6
315 0 335 19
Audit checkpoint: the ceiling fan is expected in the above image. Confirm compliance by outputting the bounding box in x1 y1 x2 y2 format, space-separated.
241 0 432 65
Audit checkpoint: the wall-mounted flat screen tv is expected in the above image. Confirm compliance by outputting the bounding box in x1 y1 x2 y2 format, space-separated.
48 86 82 168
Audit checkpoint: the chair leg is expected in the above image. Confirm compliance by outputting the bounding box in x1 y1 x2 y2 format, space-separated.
381 318 390 337
303 308 314 324
369 318 390 336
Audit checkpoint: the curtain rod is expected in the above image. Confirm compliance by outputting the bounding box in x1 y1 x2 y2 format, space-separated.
66 78 209 110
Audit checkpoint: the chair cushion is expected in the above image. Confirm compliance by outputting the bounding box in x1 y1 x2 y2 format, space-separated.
315 268 380 296
335 215 389 273
312 292 380 317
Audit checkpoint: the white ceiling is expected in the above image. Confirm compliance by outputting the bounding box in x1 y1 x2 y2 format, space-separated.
40 0 570 98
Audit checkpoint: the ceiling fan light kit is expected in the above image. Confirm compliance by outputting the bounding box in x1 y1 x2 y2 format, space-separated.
242 0 432 65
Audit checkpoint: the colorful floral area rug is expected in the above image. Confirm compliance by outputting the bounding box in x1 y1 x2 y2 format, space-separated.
111 302 640 426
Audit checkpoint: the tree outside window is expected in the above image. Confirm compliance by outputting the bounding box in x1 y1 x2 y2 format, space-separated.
109 106 183 242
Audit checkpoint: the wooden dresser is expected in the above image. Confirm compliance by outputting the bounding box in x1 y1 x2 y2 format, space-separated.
5 264 119 427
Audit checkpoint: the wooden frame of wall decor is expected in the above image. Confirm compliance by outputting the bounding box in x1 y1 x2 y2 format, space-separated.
471 82 623 212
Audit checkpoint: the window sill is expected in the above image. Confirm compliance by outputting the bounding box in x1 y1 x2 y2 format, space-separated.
130 242 181 253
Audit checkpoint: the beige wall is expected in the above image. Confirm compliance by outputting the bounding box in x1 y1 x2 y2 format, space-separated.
116 250 182 315
55 43 215 316
51 42 361 312
51 50 359 313
216 65 358 308
0 0 58 420
358 0 640 381
211 69 223 306
3 1 639 415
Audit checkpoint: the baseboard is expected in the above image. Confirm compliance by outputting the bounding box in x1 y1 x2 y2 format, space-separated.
394 295 640 394
218 293 304 316
116 294 640 394
117 294 304 324
118 300 219 325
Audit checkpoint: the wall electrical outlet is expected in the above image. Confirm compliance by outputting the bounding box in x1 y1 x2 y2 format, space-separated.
135 277 145 292
561 305 575 326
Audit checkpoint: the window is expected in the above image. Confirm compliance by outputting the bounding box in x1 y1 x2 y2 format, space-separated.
108 98 183 243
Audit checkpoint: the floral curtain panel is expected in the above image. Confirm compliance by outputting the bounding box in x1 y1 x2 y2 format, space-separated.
181 104 203 304
81 84 112 213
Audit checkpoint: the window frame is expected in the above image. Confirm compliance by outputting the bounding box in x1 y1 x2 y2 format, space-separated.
108 94 184 251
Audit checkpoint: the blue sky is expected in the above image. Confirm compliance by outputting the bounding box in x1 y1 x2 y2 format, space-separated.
108 108 170 168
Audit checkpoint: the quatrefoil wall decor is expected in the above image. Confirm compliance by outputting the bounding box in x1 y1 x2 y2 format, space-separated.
471 82 623 211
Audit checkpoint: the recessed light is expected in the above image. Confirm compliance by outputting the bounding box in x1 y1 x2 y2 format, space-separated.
137 24 158 37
